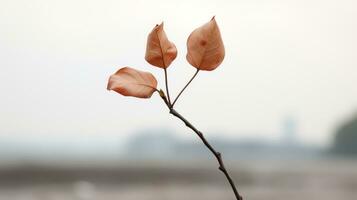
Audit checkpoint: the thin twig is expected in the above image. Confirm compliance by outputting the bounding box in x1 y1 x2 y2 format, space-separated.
164 68 172 106
157 92 243 200
172 69 200 107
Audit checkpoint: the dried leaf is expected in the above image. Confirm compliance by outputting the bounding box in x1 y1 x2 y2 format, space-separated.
186 17 225 71
145 23 177 68
107 67 158 98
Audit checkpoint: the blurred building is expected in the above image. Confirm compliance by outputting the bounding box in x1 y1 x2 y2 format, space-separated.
333 113 357 156
125 126 322 161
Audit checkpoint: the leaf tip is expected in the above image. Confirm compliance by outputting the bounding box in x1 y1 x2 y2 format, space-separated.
107 75 114 91
154 22 164 30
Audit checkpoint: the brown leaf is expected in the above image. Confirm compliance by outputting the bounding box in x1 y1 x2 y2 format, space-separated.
186 17 225 71
107 67 158 98
145 23 177 68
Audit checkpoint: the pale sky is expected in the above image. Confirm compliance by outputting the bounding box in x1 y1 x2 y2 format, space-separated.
1 0 357 148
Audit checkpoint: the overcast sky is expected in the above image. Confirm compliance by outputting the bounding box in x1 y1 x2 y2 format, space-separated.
1 0 356 148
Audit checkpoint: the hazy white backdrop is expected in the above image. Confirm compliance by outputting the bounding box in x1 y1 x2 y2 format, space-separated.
1 0 357 157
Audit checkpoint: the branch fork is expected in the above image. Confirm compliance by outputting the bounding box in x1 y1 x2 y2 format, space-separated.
107 17 243 200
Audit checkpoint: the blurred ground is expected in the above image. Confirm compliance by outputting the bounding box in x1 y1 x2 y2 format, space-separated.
0 159 356 200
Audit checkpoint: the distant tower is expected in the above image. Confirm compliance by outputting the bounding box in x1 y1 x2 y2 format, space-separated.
282 116 297 145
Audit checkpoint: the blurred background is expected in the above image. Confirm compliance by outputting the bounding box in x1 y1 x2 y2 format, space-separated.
1 0 357 199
